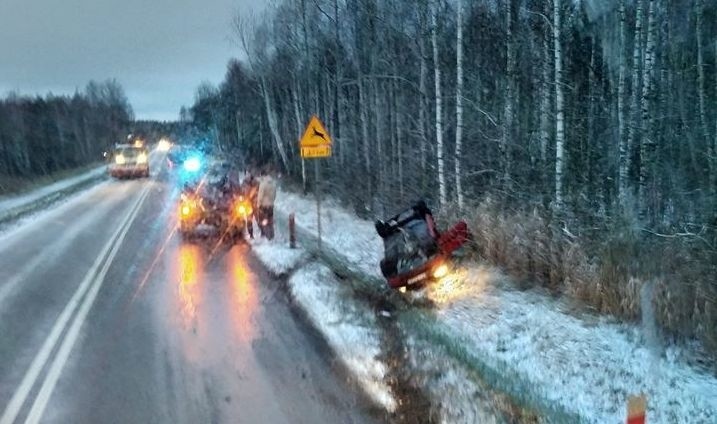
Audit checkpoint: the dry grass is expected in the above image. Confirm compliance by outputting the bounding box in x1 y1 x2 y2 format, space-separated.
440 199 717 363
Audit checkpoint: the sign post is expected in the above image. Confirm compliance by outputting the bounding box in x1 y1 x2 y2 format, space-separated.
300 115 332 251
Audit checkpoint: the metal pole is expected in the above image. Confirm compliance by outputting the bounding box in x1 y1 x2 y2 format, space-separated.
289 213 296 249
315 160 322 251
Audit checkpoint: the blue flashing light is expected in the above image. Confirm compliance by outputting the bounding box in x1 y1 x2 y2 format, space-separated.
183 156 201 172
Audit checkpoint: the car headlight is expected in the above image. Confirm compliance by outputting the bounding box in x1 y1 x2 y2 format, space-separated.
115 154 126 165
183 157 201 172
180 201 196 219
158 139 171 151
235 201 252 217
136 153 148 164
432 263 450 279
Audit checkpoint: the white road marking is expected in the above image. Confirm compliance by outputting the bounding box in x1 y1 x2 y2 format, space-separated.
24 184 151 424
0 183 150 424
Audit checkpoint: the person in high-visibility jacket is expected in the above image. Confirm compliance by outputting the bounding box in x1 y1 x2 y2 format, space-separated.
256 169 277 240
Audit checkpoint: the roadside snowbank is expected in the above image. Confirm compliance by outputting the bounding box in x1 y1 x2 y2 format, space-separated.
250 237 395 412
0 165 106 216
272 186 717 423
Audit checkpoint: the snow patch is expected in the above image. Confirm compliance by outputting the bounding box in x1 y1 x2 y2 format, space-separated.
251 237 307 276
287 263 396 412
405 333 505 424
273 185 717 423
275 188 383 277
438 265 717 423
251 230 396 413
0 166 106 214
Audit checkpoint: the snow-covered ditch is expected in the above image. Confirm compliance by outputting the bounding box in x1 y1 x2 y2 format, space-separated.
266 185 717 423
251 238 396 412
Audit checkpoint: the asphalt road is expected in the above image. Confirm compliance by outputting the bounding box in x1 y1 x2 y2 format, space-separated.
0 154 381 424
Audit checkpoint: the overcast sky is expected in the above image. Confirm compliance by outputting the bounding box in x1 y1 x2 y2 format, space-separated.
0 0 261 121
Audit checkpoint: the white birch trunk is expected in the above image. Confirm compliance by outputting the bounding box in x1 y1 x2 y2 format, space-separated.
375 81 384 201
455 0 464 209
503 0 514 190
714 42 717 190
638 0 656 216
553 0 565 210
617 0 629 204
626 0 644 186
696 0 711 148
419 15 429 178
539 24 550 165
358 75 372 201
292 83 307 192
260 78 289 171
432 1 447 207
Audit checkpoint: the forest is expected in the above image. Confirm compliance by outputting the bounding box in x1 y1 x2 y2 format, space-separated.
0 80 133 194
188 0 717 358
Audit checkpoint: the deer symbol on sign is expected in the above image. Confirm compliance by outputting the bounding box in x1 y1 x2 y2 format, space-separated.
312 126 327 142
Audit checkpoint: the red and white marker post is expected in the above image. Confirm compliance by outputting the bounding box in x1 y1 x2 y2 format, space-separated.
627 394 647 424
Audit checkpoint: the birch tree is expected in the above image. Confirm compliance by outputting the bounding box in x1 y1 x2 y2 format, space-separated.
455 0 464 209
617 0 629 204
539 15 551 167
432 0 447 207
553 0 565 210
503 0 515 191
695 0 711 165
638 0 656 218
626 0 644 191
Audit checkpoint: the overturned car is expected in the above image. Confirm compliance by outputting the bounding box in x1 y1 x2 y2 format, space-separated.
375 201 469 290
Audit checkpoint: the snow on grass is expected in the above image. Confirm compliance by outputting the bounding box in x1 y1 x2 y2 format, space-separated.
288 263 396 412
437 265 717 423
250 236 307 276
404 333 505 424
273 185 717 423
250 230 396 412
275 188 383 277
0 165 106 214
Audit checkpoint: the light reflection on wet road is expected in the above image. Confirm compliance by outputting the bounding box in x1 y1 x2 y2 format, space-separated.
0 163 382 424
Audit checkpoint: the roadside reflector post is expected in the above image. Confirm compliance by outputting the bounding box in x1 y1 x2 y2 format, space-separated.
627 394 647 424
289 213 296 249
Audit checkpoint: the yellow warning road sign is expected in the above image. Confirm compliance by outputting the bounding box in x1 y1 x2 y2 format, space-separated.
300 116 332 147
301 145 332 158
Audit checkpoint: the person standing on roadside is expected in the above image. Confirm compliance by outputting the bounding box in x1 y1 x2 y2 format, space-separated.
242 169 260 239
256 168 277 240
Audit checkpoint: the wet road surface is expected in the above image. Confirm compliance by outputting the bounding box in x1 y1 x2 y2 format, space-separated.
0 154 381 424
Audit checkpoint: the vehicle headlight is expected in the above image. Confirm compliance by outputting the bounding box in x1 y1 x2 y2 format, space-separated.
115 154 126 165
235 201 252 217
183 157 201 172
180 201 196 219
137 153 148 164
158 139 171 151
432 263 450 279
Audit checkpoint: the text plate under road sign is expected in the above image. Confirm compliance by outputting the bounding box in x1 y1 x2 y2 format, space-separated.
301 145 332 158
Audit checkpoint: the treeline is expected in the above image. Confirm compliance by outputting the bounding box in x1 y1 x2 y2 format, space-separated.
0 80 133 188
187 0 717 357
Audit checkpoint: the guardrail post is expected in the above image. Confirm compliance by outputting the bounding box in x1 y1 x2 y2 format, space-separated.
289 213 296 249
